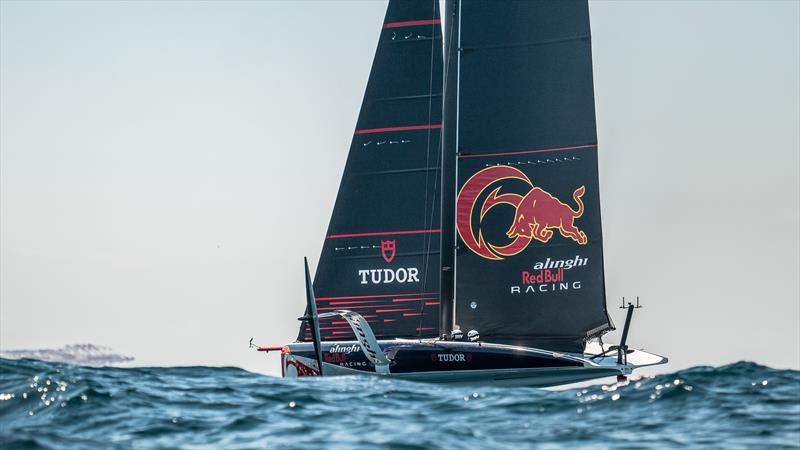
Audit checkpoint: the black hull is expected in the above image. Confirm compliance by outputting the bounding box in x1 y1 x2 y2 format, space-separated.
281 339 628 387
313 340 581 373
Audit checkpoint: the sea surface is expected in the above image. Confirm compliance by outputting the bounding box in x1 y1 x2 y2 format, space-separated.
0 358 798 449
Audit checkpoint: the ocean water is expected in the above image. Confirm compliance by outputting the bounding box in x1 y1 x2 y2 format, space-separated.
0 358 798 449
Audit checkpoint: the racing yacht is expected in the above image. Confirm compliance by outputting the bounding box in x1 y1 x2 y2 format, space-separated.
255 0 667 387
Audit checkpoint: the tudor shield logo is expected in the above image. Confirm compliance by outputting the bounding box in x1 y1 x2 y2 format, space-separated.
456 165 588 260
356 239 420 285
381 240 396 263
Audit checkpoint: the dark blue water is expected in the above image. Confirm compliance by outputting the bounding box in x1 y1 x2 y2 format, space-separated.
1 358 798 449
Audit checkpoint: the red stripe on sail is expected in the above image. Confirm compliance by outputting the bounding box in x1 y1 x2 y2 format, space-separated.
316 292 439 301
328 300 386 306
354 124 441 135
327 229 440 239
392 297 438 302
318 305 425 311
459 144 597 159
383 19 441 29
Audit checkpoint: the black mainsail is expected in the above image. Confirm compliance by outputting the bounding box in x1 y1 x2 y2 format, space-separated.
441 0 613 353
298 0 444 342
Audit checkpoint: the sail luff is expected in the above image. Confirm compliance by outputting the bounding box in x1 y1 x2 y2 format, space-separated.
438 0 459 338
586 10 615 339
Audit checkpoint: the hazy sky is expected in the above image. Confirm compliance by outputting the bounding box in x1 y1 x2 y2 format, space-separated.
1 0 798 377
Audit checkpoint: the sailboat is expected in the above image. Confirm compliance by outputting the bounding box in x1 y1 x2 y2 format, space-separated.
256 0 667 387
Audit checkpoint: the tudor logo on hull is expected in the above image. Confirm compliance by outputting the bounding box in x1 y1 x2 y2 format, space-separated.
430 353 473 362
456 165 588 260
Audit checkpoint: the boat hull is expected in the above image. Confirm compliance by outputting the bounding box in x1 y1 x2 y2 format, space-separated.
280 339 666 387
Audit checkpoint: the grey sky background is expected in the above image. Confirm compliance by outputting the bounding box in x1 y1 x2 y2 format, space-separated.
1 0 797 377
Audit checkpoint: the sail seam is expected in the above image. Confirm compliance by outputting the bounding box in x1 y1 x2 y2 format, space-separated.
460 144 597 159
327 229 441 239
354 124 442 135
357 167 440 176
373 93 442 103
461 35 589 52
333 251 441 261
388 37 442 44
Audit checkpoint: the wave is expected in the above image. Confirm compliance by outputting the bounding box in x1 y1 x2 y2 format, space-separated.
0 344 134 367
0 358 797 449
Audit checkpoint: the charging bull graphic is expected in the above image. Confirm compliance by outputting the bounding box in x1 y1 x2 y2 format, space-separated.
456 165 588 260
507 185 587 245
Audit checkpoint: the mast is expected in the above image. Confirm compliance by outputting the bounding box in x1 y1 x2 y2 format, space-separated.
438 0 459 338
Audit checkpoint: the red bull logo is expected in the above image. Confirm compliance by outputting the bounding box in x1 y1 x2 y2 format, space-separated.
456 165 588 260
